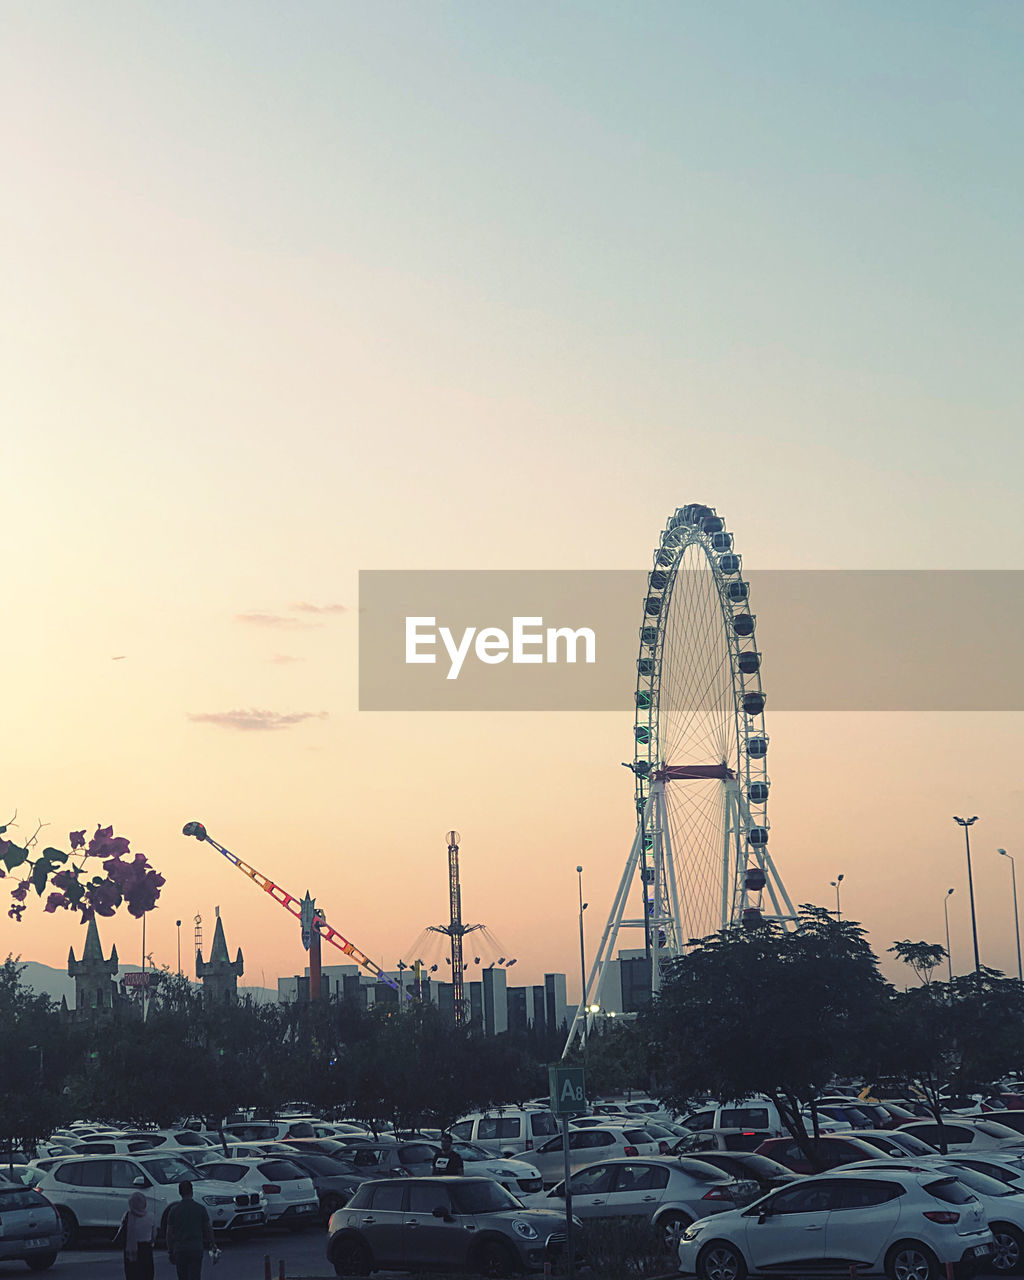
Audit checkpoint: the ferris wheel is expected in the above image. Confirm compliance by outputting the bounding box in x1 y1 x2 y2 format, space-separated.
564 504 796 1053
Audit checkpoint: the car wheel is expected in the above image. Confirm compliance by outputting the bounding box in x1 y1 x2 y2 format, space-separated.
473 1240 519 1278
885 1241 941 1280
696 1241 748 1280
25 1252 59 1272
330 1234 373 1277
659 1211 694 1253
56 1208 78 1250
990 1224 1024 1274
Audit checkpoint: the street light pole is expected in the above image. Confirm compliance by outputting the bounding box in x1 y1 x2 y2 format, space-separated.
577 866 588 1048
954 816 981 978
830 873 844 921
943 888 954 984
176 920 182 977
998 849 1023 983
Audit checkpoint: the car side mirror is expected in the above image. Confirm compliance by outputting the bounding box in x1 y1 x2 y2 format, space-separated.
133 1176 150 1187
432 1206 453 1221
757 1208 771 1223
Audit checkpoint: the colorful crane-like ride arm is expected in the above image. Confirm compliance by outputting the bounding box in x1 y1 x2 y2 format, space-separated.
182 822 406 997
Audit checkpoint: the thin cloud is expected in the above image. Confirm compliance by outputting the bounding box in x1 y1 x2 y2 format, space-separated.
290 602 348 614
268 653 304 664
187 709 328 731
235 611 322 629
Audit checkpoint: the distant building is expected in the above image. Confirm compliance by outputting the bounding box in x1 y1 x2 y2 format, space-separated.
196 908 244 1005
67 917 118 1014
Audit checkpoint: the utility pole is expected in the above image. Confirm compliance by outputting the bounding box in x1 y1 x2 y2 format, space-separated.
954 816 981 978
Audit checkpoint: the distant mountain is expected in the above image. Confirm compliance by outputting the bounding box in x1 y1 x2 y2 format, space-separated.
9 959 278 1006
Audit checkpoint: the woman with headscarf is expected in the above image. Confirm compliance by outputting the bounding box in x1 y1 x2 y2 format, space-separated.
119 1190 156 1280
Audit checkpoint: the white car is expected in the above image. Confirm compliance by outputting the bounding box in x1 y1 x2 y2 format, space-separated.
678 1167 993 1280
34 1153 266 1246
529 1126 664 1187
192 1157 319 1227
844 1158 1024 1276
898 1119 1024 1153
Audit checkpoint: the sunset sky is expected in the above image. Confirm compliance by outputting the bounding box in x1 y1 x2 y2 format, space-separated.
3 3 1023 998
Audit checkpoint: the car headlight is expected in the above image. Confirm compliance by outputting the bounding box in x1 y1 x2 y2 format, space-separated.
512 1220 539 1239
202 1195 235 1206
682 1225 703 1242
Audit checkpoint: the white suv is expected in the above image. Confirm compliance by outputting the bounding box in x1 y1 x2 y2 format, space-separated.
451 1109 559 1157
34 1154 267 1246
677 1168 992 1280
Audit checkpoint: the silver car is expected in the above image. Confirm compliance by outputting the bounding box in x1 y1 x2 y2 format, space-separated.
326 1176 581 1276
524 1156 751 1251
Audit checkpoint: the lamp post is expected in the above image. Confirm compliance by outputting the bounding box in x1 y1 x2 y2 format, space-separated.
998 849 1023 983
577 866 588 1047
176 920 182 977
953 816 981 978
830 873 844 920
943 888 955 984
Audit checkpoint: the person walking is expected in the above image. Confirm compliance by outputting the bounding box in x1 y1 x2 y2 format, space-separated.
166 1181 214 1280
117 1191 156 1280
431 1133 464 1176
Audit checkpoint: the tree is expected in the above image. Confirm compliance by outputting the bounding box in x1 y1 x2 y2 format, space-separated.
642 906 891 1169
889 940 947 986
0 958 73 1168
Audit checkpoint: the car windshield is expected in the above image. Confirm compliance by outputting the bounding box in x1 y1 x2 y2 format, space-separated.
138 1157 208 1184
454 1142 492 1159
449 1181 522 1214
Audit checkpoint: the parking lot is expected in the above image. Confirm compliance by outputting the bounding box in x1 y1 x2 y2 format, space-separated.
0 1230 333 1280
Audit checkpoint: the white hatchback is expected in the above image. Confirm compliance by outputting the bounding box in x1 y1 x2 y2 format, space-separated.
678 1168 992 1280
192 1157 319 1227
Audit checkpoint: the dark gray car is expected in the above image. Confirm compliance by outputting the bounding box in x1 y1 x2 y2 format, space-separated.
326 1176 581 1276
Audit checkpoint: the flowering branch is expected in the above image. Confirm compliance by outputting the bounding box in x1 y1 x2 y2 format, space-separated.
1 821 165 923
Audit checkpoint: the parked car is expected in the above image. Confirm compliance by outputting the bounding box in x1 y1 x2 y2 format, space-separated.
119 1130 223 1153
191 1157 319 1227
326 1176 581 1277
681 1152 798 1199
753 1135 905 1174
266 1152 363 1220
677 1167 993 1280
675 1128 775 1154
379 1139 544 1195
0 1181 62 1271
843 1157 1024 1276
529 1126 664 1186
953 1152 1024 1193
682 1101 794 1139
34 1154 266 1246
451 1109 560 1157
526 1157 748 1249
898 1119 1024 1153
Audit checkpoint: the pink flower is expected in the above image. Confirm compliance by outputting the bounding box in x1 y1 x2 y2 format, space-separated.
44 891 69 913
69 830 86 851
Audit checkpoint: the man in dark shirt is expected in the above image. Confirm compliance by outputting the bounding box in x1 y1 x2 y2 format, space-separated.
431 1133 465 1176
166 1181 214 1280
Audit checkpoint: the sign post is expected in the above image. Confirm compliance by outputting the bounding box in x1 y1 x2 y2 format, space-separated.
549 1066 586 1280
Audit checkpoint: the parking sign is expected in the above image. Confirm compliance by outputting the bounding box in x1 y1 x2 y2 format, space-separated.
548 1065 587 1116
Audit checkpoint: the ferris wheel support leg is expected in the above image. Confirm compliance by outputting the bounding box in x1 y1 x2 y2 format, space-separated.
721 781 738 930
562 808 649 1058
659 788 684 959
759 844 798 922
